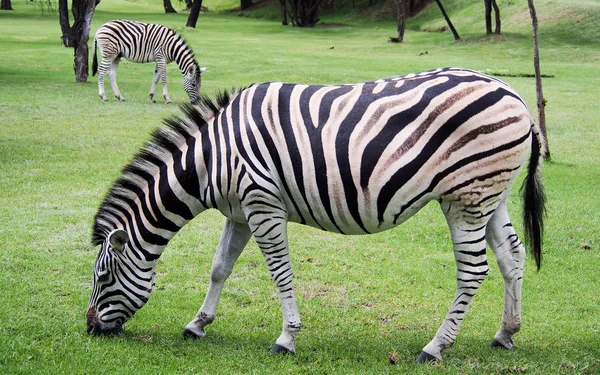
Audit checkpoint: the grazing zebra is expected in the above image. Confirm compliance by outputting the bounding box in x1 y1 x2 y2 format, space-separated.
86 68 545 362
92 19 206 104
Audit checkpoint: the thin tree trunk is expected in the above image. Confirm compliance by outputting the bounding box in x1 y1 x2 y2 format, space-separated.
484 0 492 34
163 0 177 13
279 0 288 25
186 0 203 28
396 0 406 42
527 0 550 159
435 0 460 40
492 0 501 34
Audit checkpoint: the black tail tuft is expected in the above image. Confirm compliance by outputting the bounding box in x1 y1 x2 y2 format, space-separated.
92 38 98 76
522 127 546 270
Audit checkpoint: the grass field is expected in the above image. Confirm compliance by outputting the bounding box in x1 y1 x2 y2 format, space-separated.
0 0 599 373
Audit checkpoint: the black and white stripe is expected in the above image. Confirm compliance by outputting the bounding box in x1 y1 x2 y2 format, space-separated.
92 19 205 104
87 68 545 361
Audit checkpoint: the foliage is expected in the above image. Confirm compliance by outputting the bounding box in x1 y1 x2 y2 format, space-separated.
1 0 599 374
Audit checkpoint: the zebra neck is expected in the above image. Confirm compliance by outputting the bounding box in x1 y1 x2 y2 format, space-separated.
173 50 198 75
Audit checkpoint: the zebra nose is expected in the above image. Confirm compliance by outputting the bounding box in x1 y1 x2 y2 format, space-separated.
87 315 100 334
86 317 124 335
86 308 123 335
86 308 101 334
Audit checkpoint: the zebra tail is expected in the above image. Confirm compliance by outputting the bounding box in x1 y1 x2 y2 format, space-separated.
522 121 546 270
92 38 98 77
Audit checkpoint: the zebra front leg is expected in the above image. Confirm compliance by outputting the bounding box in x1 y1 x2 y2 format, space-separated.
149 65 160 103
418 203 490 362
156 60 171 104
184 219 251 339
108 58 125 102
249 212 300 354
486 201 525 350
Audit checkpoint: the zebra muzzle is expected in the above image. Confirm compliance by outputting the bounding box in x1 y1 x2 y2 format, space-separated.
86 308 124 335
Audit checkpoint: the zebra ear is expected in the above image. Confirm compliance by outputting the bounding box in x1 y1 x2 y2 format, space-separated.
199 67 207 73
108 229 129 253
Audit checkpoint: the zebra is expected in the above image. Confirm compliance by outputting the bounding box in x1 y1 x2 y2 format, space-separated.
86 68 545 362
92 19 206 104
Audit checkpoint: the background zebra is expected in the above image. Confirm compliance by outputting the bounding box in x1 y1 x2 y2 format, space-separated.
86 68 545 362
92 19 206 104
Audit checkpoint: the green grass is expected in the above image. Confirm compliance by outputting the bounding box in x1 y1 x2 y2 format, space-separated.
1 0 599 373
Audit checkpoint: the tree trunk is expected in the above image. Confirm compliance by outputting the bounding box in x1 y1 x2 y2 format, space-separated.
396 0 406 42
279 0 288 25
240 0 252 10
163 0 177 13
1 0 13 10
59 0 97 82
484 0 492 34
186 0 203 28
285 0 321 27
527 0 550 159
434 0 460 40
492 0 501 34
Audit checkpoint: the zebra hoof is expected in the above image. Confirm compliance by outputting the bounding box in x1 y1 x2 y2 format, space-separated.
416 351 440 363
270 344 294 355
165 100 172 104
491 339 515 350
183 327 206 339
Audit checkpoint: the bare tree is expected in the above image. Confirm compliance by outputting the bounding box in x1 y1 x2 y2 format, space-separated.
186 0 203 27
1 0 13 10
59 0 98 82
527 0 549 159
484 0 501 34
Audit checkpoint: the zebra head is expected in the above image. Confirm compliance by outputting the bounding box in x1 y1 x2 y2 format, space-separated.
87 229 156 335
184 66 206 105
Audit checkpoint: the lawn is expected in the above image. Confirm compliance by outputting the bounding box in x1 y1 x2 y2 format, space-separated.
0 0 599 373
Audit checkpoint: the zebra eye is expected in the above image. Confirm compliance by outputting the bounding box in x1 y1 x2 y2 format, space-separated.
97 269 109 282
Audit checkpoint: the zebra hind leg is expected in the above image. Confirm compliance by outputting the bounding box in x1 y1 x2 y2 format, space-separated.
108 58 125 102
183 219 251 339
486 200 525 350
96 56 113 102
418 200 491 362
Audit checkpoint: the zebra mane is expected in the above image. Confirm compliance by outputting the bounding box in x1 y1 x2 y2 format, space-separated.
164 26 200 72
91 88 245 246
196 88 243 119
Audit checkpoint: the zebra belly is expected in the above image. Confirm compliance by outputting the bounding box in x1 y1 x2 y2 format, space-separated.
281 181 438 235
